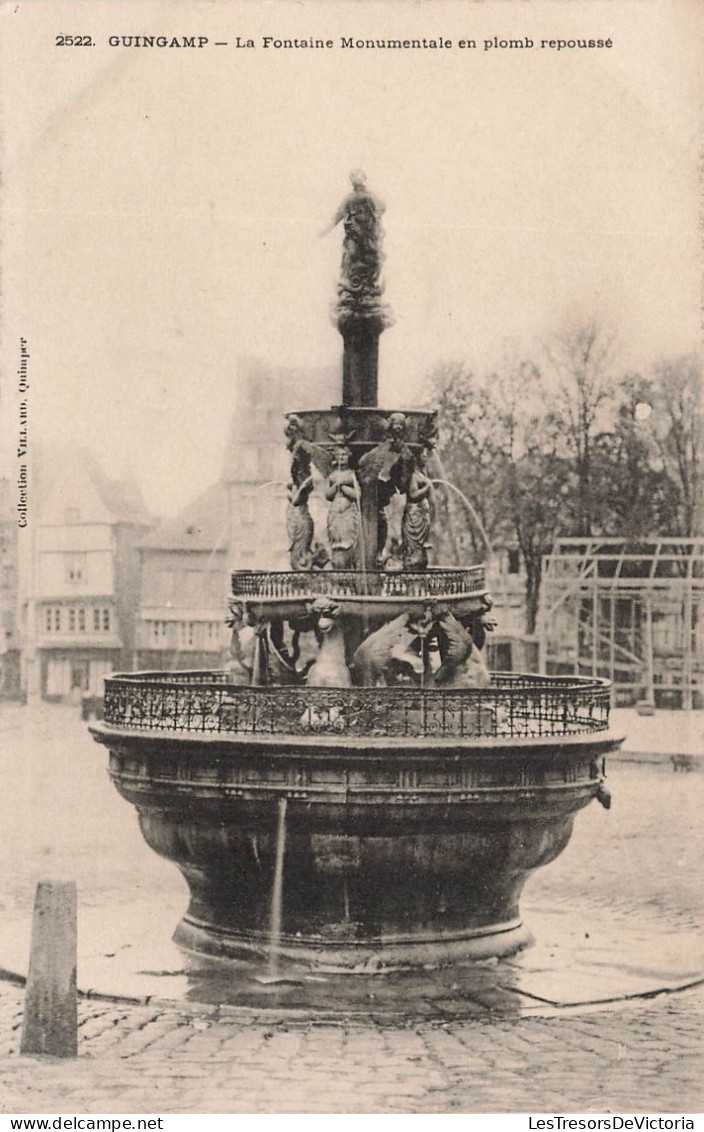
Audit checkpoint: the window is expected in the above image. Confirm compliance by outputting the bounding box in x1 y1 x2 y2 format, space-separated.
45 607 52 631
78 606 86 632
508 549 521 575
150 620 167 645
68 608 76 631
70 661 89 692
103 608 110 631
93 608 101 632
65 553 86 584
54 608 61 631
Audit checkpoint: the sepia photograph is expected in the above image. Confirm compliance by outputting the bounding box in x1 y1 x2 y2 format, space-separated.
0 0 702 1118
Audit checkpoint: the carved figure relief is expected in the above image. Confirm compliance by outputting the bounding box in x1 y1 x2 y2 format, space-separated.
305 598 352 688
402 451 434 570
284 413 311 451
224 600 256 684
286 448 315 570
352 606 435 687
325 446 361 569
378 493 405 572
358 412 415 564
432 610 491 689
351 606 490 689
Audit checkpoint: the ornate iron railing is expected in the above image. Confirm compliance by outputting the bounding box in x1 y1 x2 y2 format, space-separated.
102 671 611 741
231 567 486 600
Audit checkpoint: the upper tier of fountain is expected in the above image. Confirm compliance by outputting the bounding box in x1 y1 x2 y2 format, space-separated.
284 407 438 453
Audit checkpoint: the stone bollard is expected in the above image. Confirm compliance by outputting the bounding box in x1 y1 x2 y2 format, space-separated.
20 880 78 1058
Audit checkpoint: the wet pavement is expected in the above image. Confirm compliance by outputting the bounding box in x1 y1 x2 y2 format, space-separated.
1 701 702 1112
1 981 702 1113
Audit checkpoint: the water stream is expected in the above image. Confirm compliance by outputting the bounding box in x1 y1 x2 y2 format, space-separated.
254 480 289 493
429 477 494 561
355 498 369 593
268 796 288 979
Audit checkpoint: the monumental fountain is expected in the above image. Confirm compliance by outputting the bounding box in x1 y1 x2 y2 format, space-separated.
91 175 619 972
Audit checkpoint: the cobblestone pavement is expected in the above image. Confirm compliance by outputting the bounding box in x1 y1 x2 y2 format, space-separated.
2 705 702 1114
0 982 702 1114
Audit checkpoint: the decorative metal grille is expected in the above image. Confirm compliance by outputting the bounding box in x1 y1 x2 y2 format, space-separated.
230 567 486 600
103 671 611 740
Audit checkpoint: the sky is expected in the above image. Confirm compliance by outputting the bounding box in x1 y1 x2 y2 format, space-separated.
1 0 701 516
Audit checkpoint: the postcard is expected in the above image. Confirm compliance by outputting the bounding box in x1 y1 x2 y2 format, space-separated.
0 0 701 1118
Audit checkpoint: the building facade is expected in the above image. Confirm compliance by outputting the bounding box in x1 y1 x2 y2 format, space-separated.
136 484 231 669
221 358 336 572
0 478 21 698
25 453 153 701
134 359 338 671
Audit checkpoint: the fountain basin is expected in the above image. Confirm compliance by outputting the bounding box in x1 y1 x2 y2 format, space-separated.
91 673 621 969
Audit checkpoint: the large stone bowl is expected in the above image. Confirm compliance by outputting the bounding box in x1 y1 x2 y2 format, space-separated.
91 674 622 970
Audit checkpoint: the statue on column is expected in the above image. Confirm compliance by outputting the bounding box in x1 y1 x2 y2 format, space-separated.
321 170 393 328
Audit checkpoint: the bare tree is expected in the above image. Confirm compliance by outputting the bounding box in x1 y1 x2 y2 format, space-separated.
491 360 573 633
430 357 572 634
592 372 681 538
650 355 703 537
428 338 699 637
543 322 616 537
429 362 513 562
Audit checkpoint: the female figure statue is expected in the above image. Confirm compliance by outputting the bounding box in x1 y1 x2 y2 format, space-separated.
286 472 315 571
402 451 434 570
325 446 361 569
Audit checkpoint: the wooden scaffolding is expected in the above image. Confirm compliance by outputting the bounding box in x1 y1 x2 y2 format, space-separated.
539 538 704 708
